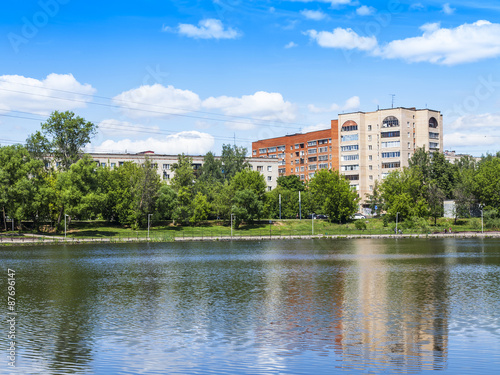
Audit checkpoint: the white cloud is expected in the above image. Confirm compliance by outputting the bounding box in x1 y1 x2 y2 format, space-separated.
300 9 327 21
444 132 496 148
447 113 500 131
0 73 95 115
445 113 500 151
305 28 378 51
91 131 215 155
300 123 330 133
356 5 375 16
442 3 455 15
202 91 297 129
410 3 425 10
377 20 500 65
168 19 241 39
285 41 298 48
112 84 202 119
308 95 360 113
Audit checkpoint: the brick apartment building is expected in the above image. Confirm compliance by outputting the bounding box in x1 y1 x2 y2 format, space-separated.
252 107 443 213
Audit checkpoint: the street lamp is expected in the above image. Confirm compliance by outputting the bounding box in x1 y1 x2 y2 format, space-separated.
64 214 69 239
231 214 235 237
396 212 399 234
148 214 152 240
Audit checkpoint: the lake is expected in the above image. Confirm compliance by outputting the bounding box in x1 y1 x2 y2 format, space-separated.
1 238 500 374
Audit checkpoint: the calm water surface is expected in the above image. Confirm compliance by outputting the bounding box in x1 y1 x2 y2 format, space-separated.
1 238 500 374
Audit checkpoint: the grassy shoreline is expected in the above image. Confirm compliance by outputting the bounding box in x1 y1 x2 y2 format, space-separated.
0 217 495 246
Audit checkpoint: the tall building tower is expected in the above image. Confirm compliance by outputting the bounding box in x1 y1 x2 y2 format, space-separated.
337 107 443 210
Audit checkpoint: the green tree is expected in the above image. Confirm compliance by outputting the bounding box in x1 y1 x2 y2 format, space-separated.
171 154 195 224
155 184 177 221
230 169 266 225
198 151 223 183
474 157 500 209
190 192 211 225
276 175 305 191
221 144 249 181
26 111 97 171
365 180 383 216
308 169 360 223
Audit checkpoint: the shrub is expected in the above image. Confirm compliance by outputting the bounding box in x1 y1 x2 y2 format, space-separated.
355 220 366 230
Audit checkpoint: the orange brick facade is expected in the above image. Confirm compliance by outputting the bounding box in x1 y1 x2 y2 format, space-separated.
252 120 339 182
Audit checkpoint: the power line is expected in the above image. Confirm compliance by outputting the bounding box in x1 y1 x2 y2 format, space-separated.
0 80 315 131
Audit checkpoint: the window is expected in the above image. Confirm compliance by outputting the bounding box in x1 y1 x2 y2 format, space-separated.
318 155 328 161
268 147 276 153
381 141 400 148
318 139 328 145
101 162 106 168
345 175 359 181
369 175 373 180
163 172 170 180
382 162 401 169
341 144 359 152
429 142 439 149
369 165 373 170
407 132 410 138
408 142 411 149
340 165 359 171
295 144 300 149
300 151 305 156
368 125 372 131
319 163 328 169
381 131 400 138
382 151 401 158
429 132 439 139
368 135 372 141
268 186 272 191
259 148 266 154
307 141 317 147
308 156 317 162
319 146 328 153
267 166 272 172
163 164 170 170
407 121 410 128
341 124 358 132
382 116 399 128
369 185 373 191
368 155 372 161
341 154 359 161
295 167 299 172
300 174 305 180
300 166 304 172
277 145 286 151
111 163 116 168
279 168 286 174
308 148 317 154
119 162 124 166
257 166 263 171
429 117 438 128
341 134 359 142
253 150 257 155
368 145 372 151
267 176 272 181
309 164 317 170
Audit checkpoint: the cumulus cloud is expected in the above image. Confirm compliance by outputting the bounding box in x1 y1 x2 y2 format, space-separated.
447 113 500 131
444 113 500 152
300 9 327 21
308 20 500 65
442 3 455 15
285 41 298 48
308 96 360 113
377 20 500 65
356 5 375 16
91 131 215 155
112 84 202 119
305 28 378 51
166 19 241 39
0 73 95 115
202 91 297 129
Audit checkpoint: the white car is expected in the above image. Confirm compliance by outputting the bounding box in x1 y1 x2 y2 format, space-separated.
353 213 366 220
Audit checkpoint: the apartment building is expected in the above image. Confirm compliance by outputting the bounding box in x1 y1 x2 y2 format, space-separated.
253 107 443 213
252 124 339 181
88 152 279 191
338 108 443 206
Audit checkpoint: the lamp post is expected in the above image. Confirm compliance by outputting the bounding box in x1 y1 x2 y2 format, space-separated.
231 214 235 237
148 214 152 240
64 214 69 239
396 212 399 234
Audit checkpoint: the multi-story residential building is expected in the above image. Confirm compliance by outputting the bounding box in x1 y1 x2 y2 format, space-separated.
251 125 339 181
253 107 443 213
87 152 279 191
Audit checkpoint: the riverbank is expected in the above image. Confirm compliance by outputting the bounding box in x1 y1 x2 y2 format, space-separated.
2 231 500 246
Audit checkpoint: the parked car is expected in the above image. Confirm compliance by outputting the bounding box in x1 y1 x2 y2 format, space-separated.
353 213 366 220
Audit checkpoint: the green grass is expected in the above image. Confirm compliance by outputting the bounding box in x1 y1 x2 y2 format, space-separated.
14 217 491 241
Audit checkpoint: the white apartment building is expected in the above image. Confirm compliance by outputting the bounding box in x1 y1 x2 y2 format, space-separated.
337 107 443 213
88 152 279 191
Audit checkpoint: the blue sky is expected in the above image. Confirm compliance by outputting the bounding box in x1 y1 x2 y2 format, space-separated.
1 0 500 156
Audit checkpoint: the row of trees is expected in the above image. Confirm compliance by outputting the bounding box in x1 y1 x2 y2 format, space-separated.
367 148 500 224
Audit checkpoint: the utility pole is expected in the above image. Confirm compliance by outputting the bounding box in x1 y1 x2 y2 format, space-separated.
299 191 302 220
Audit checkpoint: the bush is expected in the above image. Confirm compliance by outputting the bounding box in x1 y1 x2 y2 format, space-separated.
355 220 366 230
383 215 389 227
